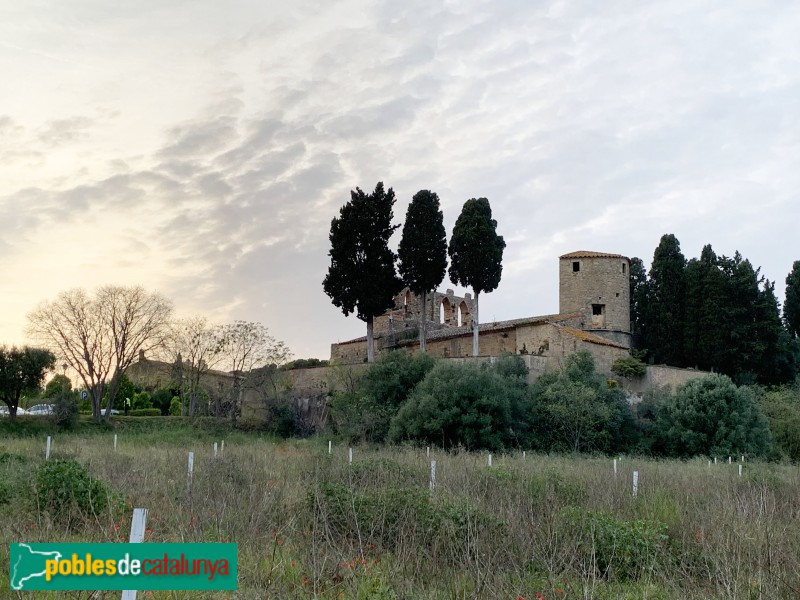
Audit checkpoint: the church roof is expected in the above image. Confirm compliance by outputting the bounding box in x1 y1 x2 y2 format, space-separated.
560 250 629 260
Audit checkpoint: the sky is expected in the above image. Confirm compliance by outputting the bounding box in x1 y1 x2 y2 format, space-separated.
1 0 799 360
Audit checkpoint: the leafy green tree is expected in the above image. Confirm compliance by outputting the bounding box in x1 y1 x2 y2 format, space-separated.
330 350 435 443
43 374 71 398
0 346 56 420
530 351 636 453
42 372 79 428
643 234 686 366
103 372 136 410
398 190 448 353
151 388 177 415
448 198 505 356
645 374 771 458
388 359 526 450
323 182 403 363
785 260 800 339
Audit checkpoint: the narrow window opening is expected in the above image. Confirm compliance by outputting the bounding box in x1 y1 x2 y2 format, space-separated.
572 261 580 272
592 304 604 316
622 263 626 274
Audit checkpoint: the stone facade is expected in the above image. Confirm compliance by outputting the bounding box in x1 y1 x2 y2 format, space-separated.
331 249 633 367
559 251 631 347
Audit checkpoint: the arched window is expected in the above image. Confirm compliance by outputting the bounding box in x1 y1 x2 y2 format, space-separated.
440 297 451 325
458 301 470 327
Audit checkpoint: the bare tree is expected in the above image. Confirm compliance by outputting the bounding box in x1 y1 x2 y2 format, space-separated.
216 321 292 423
168 316 223 416
26 286 173 420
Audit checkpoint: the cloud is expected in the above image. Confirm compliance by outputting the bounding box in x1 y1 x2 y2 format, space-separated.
2 0 800 358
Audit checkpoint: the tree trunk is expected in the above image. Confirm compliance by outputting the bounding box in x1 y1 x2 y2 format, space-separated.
367 317 375 363
473 291 480 357
92 384 103 421
419 292 427 353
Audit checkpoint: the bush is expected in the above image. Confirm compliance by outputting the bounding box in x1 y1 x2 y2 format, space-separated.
132 391 152 410
151 389 177 415
563 508 669 581
169 397 182 416
611 356 647 379
129 408 161 417
388 359 526 450
264 397 299 437
646 374 772 458
330 350 435 443
758 387 800 461
310 482 505 556
36 460 117 526
282 358 329 370
530 351 638 453
52 393 79 429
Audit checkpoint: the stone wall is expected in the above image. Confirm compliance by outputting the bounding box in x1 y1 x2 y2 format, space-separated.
623 364 709 395
515 322 629 375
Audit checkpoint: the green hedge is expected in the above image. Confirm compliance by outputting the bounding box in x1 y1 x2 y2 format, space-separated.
129 408 162 417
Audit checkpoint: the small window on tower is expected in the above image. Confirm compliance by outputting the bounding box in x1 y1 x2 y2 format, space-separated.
572 261 580 272
622 263 626 274
592 304 604 316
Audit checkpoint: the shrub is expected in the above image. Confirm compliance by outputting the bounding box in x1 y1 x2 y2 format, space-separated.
264 397 299 437
132 391 153 410
331 350 435 443
36 460 116 525
388 360 526 450
52 393 79 429
309 482 505 556
758 387 800 461
0 480 12 505
646 374 772 458
530 351 638 453
563 508 670 581
129 408 161 417
611 356 647 379
282 358 329 370
169 397 182 416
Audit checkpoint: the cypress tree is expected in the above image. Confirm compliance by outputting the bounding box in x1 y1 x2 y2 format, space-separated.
785 261 800 339
448 198 505 356
323 182 402 363
644 234 687 366
398 190 448 353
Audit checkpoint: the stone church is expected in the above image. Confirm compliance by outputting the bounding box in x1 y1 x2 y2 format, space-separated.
330 251 634 377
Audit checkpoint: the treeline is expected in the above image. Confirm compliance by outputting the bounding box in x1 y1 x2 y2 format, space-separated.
631 234 800 385
324 350 793 460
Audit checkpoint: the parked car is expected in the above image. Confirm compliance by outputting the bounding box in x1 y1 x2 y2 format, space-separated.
27 404 55 415
1 406 28 416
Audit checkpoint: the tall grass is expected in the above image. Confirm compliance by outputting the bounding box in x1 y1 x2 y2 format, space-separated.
1 422 799 599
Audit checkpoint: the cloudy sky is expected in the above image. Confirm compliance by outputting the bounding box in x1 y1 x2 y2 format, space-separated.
1 0 798 359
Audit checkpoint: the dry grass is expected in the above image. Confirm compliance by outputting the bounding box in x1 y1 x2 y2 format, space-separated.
2 423 800 599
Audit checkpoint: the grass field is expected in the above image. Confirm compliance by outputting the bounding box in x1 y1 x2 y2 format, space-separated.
1 418 799 599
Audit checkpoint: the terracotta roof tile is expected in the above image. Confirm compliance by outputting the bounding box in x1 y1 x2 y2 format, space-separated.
559 250 629 260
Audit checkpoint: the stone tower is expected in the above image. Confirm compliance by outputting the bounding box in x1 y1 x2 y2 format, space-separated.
559 251 631 348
